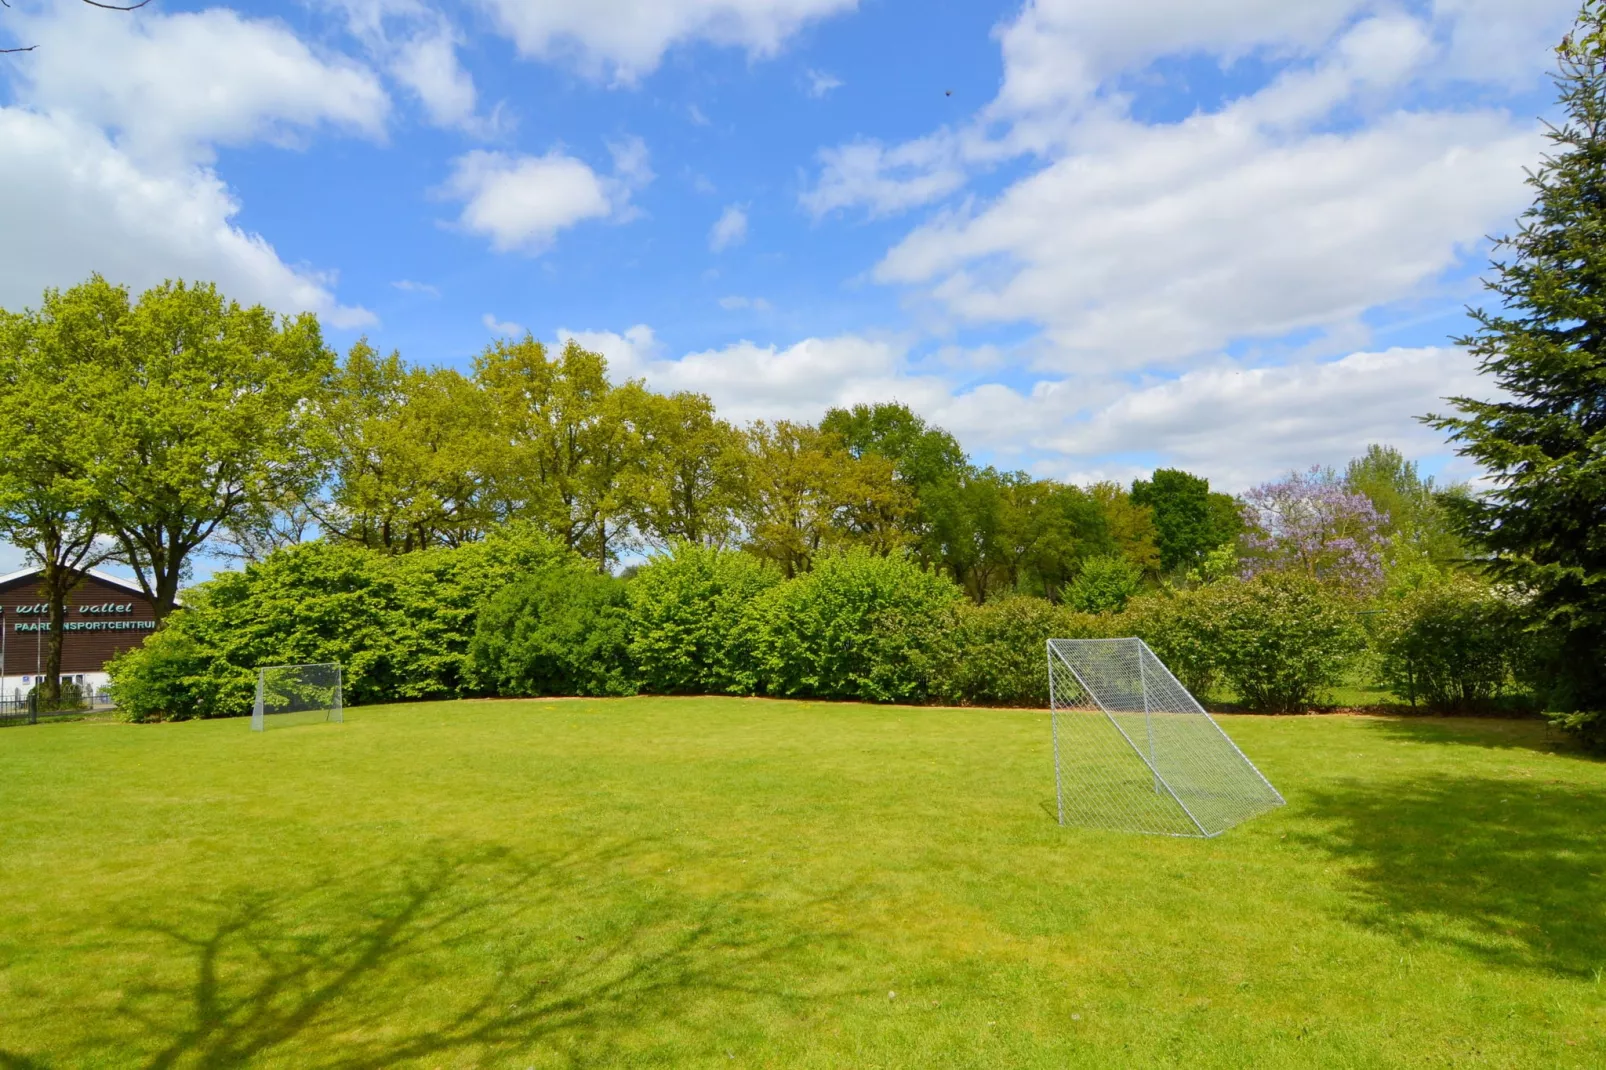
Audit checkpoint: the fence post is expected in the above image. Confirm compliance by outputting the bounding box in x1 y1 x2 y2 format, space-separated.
29 687 37 725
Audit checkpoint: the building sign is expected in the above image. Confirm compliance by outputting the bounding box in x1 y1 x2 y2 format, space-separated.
13 621 157 632
5 599 154 632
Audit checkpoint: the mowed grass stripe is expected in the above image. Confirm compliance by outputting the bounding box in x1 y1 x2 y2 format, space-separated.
0 697 1601 1068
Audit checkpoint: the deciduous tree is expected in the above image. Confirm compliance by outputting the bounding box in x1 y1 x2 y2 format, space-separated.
82 280 335 621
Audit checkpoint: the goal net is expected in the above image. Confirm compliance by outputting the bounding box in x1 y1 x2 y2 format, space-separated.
251 663 344 731
1047 638 1283 837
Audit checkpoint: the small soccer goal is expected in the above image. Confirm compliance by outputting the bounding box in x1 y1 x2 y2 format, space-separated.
251 663 344 732
1047 638 1283 837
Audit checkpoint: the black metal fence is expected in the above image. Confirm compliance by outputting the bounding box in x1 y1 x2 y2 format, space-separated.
0 690 116 728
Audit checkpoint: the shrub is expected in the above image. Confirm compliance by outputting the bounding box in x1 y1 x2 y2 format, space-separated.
1067 554 1145 613
108 524 566 719
469 566 635 697
747 551 963 703
1121 587 1223 698
627 543 781 694
1368 575 1531 713
938 596 1104 706
1205 573 1364 711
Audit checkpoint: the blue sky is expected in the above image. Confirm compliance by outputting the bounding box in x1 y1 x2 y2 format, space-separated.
0 0 1579 578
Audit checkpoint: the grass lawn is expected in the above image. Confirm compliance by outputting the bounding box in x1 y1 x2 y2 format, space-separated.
1 698 1603 1068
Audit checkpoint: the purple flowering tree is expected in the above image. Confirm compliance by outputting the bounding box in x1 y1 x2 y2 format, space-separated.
1240 467 1387 595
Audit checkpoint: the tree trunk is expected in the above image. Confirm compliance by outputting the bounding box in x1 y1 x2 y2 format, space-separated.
38 559 81 711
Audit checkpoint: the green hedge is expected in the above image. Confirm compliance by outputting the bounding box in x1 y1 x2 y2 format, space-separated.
745 551 963 703
937 596 1105 706
469 565 635 697
108 525 566 720
114 536 1531 719
626 543 780 695
1368 575 1533 713
1125 574 1363 711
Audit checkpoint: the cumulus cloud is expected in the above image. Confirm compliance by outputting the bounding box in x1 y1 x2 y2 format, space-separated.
476 0 858 83
326 0 503 134
708 204 749 252
557 326 949 425
443 146 647 252
877 107 1537 369
0 108 372 327
554 322 1489 490
0 3 388 325
1042 347 1491 488
12 5 389 164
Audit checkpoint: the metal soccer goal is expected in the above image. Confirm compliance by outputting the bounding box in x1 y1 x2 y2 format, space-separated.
1047 638 1283 837
251 663 344 731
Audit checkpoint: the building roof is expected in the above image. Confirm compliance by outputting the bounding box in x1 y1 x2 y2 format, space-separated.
0 566 163 602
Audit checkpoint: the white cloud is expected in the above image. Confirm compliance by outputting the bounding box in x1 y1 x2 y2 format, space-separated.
609 135 655 188
558 326 949 425
13 5 389 163
475 0 858 82
0 107 372 327
483 312 526 336
877 106 1537 369
709 203 749 252
556 320 1488 490
805 68 843 97
1432 0 1579 88
327 0 503 135
390 27 482 130
443 148 642 252
718 295 772 311
392 279 441 296
1049 347 1490 489
801 135 969 218
991 0 1367 116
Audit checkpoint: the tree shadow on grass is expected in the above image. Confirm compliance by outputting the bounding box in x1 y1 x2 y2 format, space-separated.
1357 714 1592 759
30 840 859 1069
1300 772 1606 979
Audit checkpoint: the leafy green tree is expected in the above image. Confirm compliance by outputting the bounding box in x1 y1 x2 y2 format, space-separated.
1130 468 1240 574
314 342 494 553
0 279 123 706
1344 444 1466 571
476 337 644 570
1088 482 1162 574
630 391 747 549
738 421 912 577
81 280 335 621
1427 7 1606 737
1067 553 1145 613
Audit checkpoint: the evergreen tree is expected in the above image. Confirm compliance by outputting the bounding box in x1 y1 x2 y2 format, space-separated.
1429 4 1606 740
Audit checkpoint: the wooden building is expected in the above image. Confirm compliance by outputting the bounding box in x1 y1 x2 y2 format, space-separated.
0 567 160 699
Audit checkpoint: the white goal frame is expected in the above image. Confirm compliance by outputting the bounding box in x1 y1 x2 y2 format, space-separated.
1047 638 1283 837
251 663 344 732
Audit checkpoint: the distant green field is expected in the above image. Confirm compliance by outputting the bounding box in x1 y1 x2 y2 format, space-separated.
1 698 1602 1068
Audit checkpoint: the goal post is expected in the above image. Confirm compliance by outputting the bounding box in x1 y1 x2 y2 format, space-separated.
1047 638 1283 837
251 663 344 731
